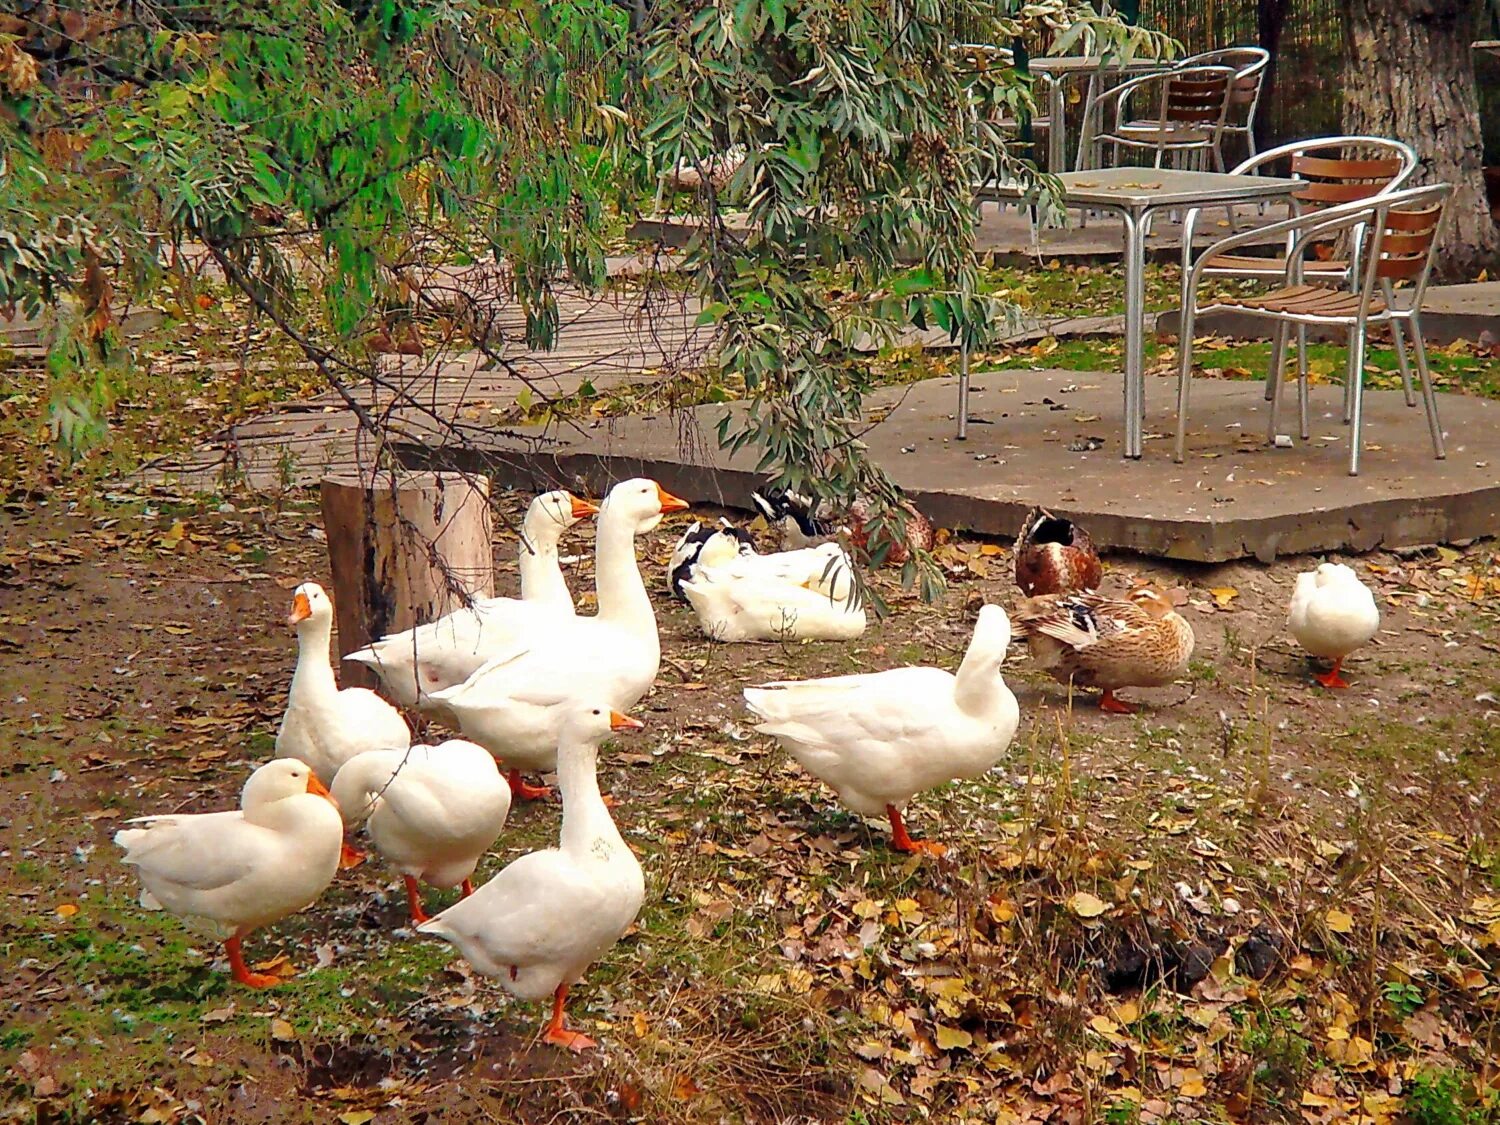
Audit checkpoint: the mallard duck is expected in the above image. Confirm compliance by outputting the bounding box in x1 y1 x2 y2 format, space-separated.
114 758 344 988
752 485 933 565
330 740 512 923
429 479 687 798
277 582 412 784
418 706 646 1052
1287 562 1380 689
345 490 598 711
1014 507 1102 596
681 568 866 642
743 605 1018 854
1014 587 1195 714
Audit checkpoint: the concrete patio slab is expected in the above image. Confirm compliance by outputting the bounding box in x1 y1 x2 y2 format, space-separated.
393 369 1500 563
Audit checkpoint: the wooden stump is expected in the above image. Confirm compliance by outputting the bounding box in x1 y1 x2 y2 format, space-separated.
320 471 494 687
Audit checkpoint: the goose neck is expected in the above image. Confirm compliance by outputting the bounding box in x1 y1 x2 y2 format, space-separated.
291 619 339 701
557 739 623 858
518 535 569 605
594 513 654 634
952 638 1003 717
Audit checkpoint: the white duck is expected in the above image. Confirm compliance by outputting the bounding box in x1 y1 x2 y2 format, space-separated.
667 520 854 600
1287 561 1380 689
428 478 687 798
680 569 866 642
345 490 599 710
114 758 344 988
418 705 646 1052
743 604 1019 855
277 582 412 786
331 740 511 924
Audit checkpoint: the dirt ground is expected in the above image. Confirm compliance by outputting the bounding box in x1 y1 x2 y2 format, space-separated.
2 486 1499 1124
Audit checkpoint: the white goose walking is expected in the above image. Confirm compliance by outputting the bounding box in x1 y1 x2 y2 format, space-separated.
430 478 687 798
115 758 344 988
277 582 411 785
1288 562 1380 689
345 490 598 711
417 706 647 1052
330 740 512 924
744 605 1019 855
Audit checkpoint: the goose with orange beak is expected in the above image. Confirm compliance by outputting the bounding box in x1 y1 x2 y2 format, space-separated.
277 582 412 787
418 706 646 1051
345 491 601 716
429 478 687 800
115 758 344 988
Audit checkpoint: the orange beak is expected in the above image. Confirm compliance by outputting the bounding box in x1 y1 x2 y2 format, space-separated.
655 485 690 514
569 494 601 519
305 772 336 806
287 591 312 627
609 711 645 732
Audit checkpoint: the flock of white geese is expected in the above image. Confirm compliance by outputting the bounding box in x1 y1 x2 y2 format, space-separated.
114 478 1383 1051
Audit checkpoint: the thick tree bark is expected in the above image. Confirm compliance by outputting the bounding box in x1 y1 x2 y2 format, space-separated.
1341 0 1500 280
1257 0 1291 152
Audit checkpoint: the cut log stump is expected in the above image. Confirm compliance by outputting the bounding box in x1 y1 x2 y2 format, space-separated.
320 471 493 688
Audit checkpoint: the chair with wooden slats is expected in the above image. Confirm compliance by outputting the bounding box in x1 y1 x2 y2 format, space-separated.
1087 66 1236 171
1182 136 1419 406
1167 48 1269 166
1173 183 1451 476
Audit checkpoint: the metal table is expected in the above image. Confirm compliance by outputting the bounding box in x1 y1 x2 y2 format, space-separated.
971 167 1303 458
1028 56 1171 172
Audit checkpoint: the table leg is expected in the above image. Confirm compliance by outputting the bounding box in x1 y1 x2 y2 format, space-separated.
1048 77 1066 172
957 340 970 441
1121 208 1146 458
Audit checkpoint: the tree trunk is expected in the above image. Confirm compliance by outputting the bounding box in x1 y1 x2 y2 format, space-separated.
1256 0 1291 152
1341 0 1500 280
320 472 494 688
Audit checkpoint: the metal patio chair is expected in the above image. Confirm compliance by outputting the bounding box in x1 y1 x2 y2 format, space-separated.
1182 136 1419 403
1170 47 1269 166
1088 65 1235 171
1173 183 1452 476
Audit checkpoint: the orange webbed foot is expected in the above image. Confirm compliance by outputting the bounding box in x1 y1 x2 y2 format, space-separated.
506 769 552 801
235 970 286 989
1099 691 1136 715
543 1026 597 1052
339 841 366 870
895 838 948 857
1314 670 1350 689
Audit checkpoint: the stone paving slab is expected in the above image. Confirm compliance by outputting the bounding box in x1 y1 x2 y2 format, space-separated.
392 368 1500 563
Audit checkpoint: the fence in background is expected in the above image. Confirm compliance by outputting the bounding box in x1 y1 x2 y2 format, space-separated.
1137 1 1500 166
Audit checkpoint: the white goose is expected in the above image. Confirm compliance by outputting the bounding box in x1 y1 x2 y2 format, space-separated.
680 569 866 642
429 479 688 797
345 490 598 710
1287 562 1380 689
277 583 412 785
331 740 511 924
743 605 1019 855
115 758 344 988
418 705 646 1052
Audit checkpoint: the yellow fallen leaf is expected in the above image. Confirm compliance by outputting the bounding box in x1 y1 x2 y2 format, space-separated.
1178 1069 1207 1097
338 1113 376 1125
1326 908 1355 934
55 903 78 918
270 1018 297 1042
632 1011 650 1037
1113 999 1141 1025
1068 891 1110 919
1207 586 1238 608
1088 1015 1120 1036
934 1024 973 1050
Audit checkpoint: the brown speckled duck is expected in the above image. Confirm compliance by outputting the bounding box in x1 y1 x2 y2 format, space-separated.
1013 587 1194 714
1014 507 1102 596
